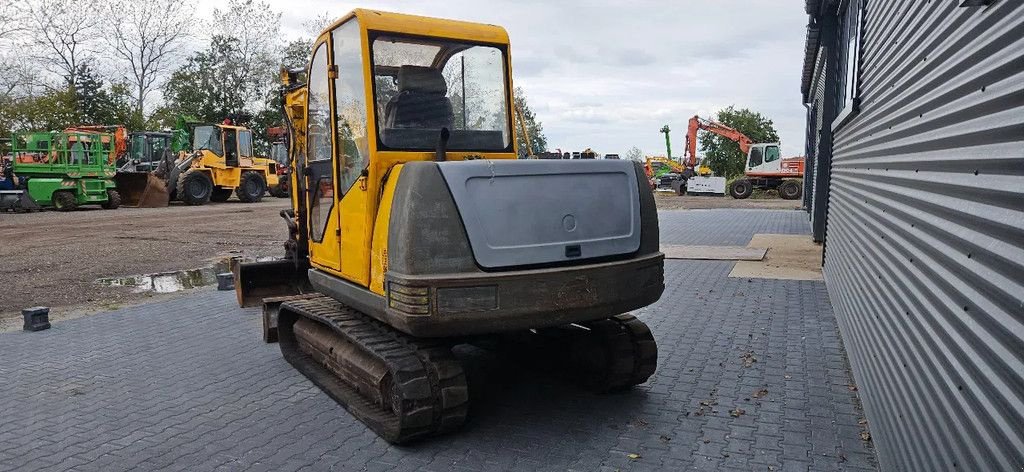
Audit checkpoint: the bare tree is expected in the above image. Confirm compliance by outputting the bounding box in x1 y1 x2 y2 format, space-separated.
0 3 24 40
24 0 101 87
625 146 645 162
107 0 194 116
210 0 282 107
302 12 334 38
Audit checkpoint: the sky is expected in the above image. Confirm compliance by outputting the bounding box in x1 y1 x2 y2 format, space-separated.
200 0 810 157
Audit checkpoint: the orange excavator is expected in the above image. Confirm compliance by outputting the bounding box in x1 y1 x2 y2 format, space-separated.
684 115 804 200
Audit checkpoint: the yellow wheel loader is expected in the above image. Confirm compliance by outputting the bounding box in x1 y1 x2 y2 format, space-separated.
117 121 282 206
236 9 665 444
172 122 281 205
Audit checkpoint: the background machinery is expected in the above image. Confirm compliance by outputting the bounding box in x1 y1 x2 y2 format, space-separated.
684 115 804 200
6 130 120 211
235 9 664 444
170 118 281 205
115 117 282 206
652 122 723 195
266 126 290 198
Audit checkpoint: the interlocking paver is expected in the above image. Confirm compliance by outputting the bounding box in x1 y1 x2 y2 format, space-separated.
0 209 876 471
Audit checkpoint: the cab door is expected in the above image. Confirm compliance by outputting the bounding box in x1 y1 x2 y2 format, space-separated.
304 38 343 272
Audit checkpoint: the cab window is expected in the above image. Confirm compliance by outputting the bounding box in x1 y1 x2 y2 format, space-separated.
748 146 763 167
307 43 332 162
764 145 779 163
307 41 334 242
371 35 510 151
332 20 368 195
238 130 253 158
193 126 223 156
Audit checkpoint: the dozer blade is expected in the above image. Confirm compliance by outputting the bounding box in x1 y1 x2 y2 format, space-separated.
115 172 169 207
234 259 313 308
0 190 41 212
278 295 468 444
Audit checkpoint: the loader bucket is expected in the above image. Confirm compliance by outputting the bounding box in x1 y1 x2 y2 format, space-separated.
234 259 313 308
0 190 42 212
115 172 170 207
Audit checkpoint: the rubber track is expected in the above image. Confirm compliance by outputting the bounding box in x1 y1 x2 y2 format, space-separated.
277 295 467 444
584 314 658 391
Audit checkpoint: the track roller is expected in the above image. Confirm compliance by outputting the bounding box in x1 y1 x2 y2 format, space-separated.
277 295 468 444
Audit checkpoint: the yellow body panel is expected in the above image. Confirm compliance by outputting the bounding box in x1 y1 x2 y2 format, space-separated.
310 205 343 273
370 164 403 295
339 175 371 286
211 167 241 187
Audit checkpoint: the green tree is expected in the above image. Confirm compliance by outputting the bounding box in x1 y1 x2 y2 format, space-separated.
3 87 82 134
699 106 779 178
282 40 312 72
513 86 546 156
159 36 249 126
74 64 139 128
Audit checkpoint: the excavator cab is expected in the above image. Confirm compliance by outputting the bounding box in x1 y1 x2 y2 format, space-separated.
236 9 664 444
744 142 805 178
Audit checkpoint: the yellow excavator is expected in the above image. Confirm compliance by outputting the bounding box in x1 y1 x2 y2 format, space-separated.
236 9 664 444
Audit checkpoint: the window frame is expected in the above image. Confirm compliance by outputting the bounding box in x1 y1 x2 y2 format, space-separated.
748 146 764 168
764 145 780 163
306 39 335 243
238 130 253 158
331 19 370 197
366 30 514 154
832 0 865 131
306 41 333 163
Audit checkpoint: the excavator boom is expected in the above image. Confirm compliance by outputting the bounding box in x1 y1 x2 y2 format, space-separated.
683 115 753 167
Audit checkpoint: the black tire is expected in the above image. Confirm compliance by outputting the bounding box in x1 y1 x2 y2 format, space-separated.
210 188 233 202
779 180 802 200
236 171 266 203
52 190 77 211
101 189 121 210
729 179 753 199
177 169 213 205
269 180 289 198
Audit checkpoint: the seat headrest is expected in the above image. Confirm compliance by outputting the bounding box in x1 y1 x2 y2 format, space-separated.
398 66 447 95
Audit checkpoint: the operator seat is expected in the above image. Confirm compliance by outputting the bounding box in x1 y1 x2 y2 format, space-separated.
384 66 453 130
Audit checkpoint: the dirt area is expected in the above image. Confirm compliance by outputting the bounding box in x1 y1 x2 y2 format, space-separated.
729 234 824 281
0 199 290 328
654 192 803 210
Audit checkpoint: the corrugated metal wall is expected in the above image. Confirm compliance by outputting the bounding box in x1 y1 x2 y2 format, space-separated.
809 51 829 237
823 1 1024 471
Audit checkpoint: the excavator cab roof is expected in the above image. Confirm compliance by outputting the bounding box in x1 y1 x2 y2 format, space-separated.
309 9 516 157
325 9 510 44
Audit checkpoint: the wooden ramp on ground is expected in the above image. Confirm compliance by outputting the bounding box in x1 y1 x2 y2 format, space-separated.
662 245 767 261
728 234 823 281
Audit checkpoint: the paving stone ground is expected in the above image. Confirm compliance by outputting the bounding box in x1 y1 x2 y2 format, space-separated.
0 209 877 471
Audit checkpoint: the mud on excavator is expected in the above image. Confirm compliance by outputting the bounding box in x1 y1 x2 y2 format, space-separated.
235 9 665 444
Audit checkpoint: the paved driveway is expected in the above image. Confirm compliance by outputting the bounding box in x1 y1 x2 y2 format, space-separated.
0 209 876 471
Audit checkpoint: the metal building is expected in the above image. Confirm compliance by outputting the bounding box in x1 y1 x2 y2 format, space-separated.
801 1 1024 470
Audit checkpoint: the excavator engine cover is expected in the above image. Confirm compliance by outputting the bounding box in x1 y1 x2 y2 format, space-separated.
306 160 664 338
